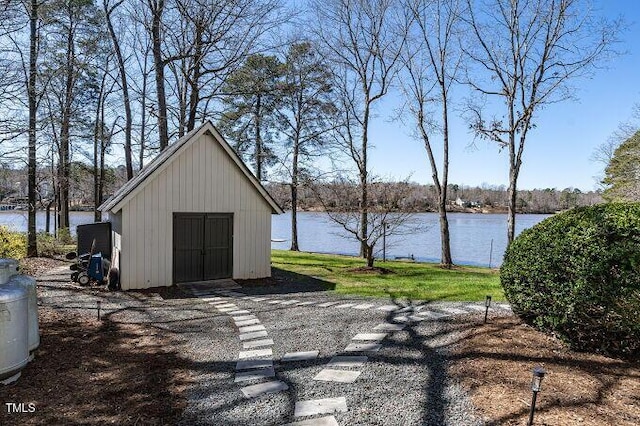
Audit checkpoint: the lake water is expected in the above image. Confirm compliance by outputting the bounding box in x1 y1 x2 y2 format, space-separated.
271 212 549 267
0 210 550 267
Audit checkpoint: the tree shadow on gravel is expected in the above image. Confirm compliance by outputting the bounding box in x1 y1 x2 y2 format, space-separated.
234 267 336 295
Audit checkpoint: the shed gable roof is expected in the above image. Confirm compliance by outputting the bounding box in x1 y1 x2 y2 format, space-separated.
98 121 283 214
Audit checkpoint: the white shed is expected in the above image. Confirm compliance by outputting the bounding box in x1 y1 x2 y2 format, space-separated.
98 121 283 290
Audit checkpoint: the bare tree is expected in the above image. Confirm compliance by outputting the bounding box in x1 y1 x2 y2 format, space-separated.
144 0 170 150
103 0 133 179
311 0 406 259
463 0 620 243
313 177 420 267
26 0 39 256
171 0 284 133
400 0 464 268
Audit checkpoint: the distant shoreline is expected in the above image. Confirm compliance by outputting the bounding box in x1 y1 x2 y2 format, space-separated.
0 207 559 215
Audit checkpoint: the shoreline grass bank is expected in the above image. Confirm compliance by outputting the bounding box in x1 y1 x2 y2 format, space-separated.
271 249 504 301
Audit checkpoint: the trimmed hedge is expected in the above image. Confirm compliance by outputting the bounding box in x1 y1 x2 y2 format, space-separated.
501 203 640 359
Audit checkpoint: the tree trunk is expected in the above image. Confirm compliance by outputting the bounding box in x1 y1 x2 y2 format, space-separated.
366 245 374 267
290 140 299 251
150 0 169 150
507 170 517 244
187 27 203 132
254 93 262 181
104 0 133 179
26 0 38 257
440 88 452 267
139 53 148 169
360 104 370 258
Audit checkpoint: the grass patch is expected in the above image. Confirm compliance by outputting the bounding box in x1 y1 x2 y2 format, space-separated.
272 250 504 301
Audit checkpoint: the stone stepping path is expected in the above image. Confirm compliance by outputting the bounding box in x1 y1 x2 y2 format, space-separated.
241 381 289 398
187 290 292 404
285 416 339 426
282 351 319 362
294 397 348 418
313 369 361 383
177 284 512 424
184 283 511 322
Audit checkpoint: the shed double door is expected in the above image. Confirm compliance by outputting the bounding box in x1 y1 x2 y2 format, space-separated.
173 213 233 283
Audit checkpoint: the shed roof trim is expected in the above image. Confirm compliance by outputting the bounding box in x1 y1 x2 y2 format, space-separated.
98 121 283 214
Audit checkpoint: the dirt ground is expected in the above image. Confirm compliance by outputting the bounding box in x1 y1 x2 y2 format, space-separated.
0 306 192 425
448 316 640 426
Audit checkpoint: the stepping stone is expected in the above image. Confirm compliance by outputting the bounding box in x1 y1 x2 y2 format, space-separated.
316 301 340 307
251 297 269 302
234 367 275 383
418 311 450 319
377 305 400 312
294 397 348 417
284 416 339 426
394 314 425 323
239 330 269 341
243 339 274 349
214 303 236 309
236 359 273 371
462 305 487 312
239 348 273 359
233 315 257 322
236 319 260 327
396 306 415 313
296 301 316 306
344 342 382 352
239 324 266 333
199 297 224 302
282 351 319 362
334 303 355 309
209 300 230 305
496 303 512 310
313 368 361 383
268 300 283 304
218 307 238 313
352 333 387 341
373 323 406 331
352 303 375 310
241 380 288 399
280 300 300 305
438 307 470 315
327 355 368 368
229 310 251 315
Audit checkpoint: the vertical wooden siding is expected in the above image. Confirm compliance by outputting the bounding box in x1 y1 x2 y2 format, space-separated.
119 133 273 289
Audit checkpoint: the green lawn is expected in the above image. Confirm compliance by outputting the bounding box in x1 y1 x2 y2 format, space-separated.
271 250 504 302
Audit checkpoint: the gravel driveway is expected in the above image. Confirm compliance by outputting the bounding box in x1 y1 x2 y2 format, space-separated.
36 268 512 426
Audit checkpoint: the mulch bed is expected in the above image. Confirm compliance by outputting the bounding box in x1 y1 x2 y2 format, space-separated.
447 316 640 425
0 306 192 425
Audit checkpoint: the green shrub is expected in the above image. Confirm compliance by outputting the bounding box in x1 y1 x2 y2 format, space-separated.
0 226 27 259
36 232 69 257
56 227 74 245
501 203 640 359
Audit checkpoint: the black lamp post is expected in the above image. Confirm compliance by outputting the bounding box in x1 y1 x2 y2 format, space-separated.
484 295 492 323
97 300 101 320
527 367 546 426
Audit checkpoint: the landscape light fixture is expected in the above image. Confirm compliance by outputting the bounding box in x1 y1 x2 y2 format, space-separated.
97 300 101 320
484 295 492 323
527 367 546 426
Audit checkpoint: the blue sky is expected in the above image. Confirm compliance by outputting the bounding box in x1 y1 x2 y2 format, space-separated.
364 0 640 192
